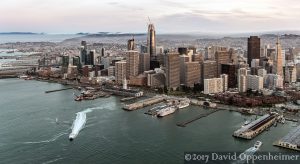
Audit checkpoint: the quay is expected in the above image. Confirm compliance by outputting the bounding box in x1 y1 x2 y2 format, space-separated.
123 96 165 111
176 109 220 127
103 87 143 97
190 99 217 108
120 97 137 102
45 87 73 93
233 113 278 139
273 125 300 151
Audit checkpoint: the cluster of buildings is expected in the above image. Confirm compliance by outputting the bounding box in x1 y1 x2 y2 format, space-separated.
36 23 300 96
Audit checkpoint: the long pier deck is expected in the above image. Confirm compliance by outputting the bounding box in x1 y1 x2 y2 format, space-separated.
176 109 220 127
45 87 73 93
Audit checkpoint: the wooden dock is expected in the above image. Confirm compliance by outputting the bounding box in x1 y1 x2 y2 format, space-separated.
176 109 220 127
45 87 73 93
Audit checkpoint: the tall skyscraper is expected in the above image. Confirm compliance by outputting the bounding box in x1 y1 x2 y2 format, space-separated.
165 52 180 89
273 37 284 78
215 51 230 76
139 53 150 73
202 60 218 82
247 36 261 67
221 63 237 88
147 23 156 59
238 68 248 92
80 41 88 64
115 61 127 84
184 62 200 87
127 36 135 51
126 50 139 78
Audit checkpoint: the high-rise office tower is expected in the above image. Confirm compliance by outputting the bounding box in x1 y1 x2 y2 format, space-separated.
284 65 297 83
238 68 248 92
147 23 156 59
85 50 95 65
80 41 88 64
127 36 135 51
184 62 200 87
165 52 180 89
115 61 127 84
221 64 237 88
215 51 230 76
101 48 105 57
247 36 261 67
202 60 218 82
126 50 139 78
273 37 284 78
139 53 150 73
220 74 228 92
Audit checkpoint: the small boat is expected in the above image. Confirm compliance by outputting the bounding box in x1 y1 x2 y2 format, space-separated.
273 121 277 127
74 95 83 101
241 120 251 128
254 141 262 149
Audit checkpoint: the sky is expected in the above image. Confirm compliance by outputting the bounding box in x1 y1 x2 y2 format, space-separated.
0 0 299 34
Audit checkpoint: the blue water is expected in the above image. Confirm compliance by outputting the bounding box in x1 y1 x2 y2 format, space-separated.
0 79 296 164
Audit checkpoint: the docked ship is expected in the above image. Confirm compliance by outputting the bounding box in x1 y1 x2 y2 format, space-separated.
177 99 190 109
157 106 176 117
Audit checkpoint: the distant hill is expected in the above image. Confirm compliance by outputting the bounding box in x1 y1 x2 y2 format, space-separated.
85 33 145 37
0 32 42 35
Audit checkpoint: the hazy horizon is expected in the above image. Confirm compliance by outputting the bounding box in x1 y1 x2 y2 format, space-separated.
1 0 300 34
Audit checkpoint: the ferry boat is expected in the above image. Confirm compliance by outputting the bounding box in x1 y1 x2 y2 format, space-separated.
233 141 262 164
157 106 176 117
254 141 262 149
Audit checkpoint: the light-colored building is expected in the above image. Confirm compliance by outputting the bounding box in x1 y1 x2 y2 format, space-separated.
251 59 260 68
258 68 267 77
115 61 127 84
247 75 264 91
126 50 139 78
100 56 111 69
184 62 200 87
108 66 115 76
220 74 228 92
238 68 248 92
273 37 284 77
204 78 223 94
147 72 165 88
264 74 283 90
284 65 297 83
165 53 180 89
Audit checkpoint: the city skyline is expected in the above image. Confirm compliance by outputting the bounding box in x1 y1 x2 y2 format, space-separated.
1 0 300 34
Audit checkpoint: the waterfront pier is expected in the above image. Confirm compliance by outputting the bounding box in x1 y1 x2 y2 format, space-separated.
233 113 278 139
176 109 220 127
123 96 165 111
273 125 300 151
45 87 73 93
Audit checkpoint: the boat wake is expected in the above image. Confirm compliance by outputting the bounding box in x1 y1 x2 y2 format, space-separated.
22 132 68 144
69 106 103 141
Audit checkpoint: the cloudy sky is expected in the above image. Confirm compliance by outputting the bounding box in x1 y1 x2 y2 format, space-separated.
0 0 299 34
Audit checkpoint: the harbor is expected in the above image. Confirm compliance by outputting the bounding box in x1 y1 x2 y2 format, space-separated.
0 78 299 164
